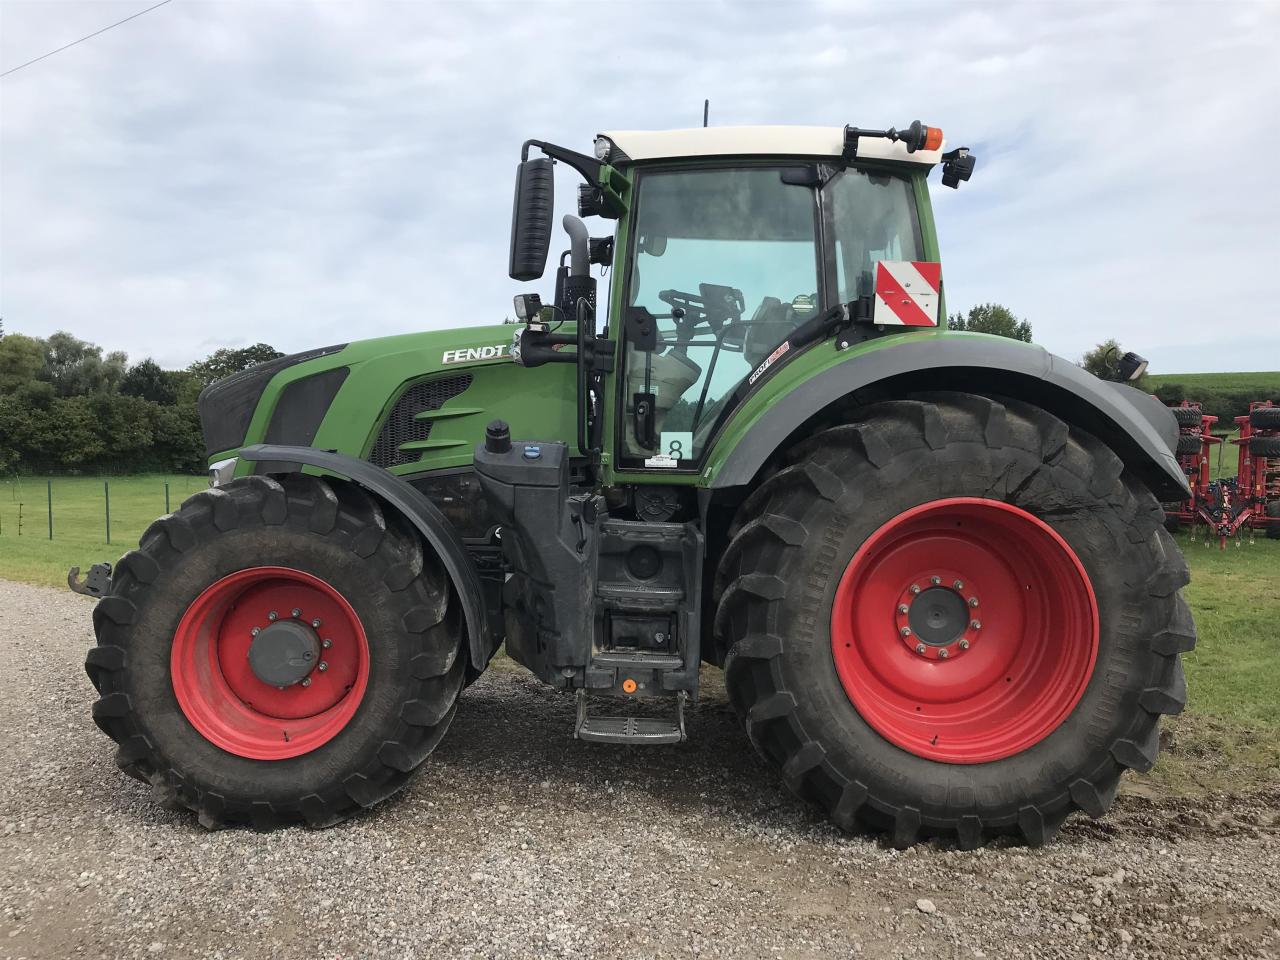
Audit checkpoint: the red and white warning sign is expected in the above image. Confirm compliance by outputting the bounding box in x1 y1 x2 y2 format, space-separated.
873 260 942 327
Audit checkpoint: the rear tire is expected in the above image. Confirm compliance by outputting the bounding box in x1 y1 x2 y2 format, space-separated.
1266 501 1280 540
85 475 465 829
1249 406 1280 430
1171 406 1202 427
715 393 1194 848
1249 436 1280 458
1175 433 1203 456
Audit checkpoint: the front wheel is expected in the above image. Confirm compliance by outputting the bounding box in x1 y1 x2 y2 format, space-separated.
86 475 465 829
715 393 1195 847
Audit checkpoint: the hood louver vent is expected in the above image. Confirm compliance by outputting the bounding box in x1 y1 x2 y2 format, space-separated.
368 374 473 469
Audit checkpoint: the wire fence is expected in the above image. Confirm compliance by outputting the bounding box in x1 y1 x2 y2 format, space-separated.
0 475 205 544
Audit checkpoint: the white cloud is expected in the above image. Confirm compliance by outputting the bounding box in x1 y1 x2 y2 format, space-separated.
1 0 1277 373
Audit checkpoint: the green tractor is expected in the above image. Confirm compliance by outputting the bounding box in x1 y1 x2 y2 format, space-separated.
78 121 1195 847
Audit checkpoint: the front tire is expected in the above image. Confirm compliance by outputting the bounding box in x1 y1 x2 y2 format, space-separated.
715 393 1195 848
86 475 465 829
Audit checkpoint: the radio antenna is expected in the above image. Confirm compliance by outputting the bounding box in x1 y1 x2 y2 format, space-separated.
703 99 709 127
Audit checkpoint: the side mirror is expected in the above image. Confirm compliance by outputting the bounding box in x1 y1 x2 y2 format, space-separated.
509 158 555 281
638 234 667 257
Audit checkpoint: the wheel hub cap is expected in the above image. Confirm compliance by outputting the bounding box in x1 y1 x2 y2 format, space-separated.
906 585 970 648
248 620 321 687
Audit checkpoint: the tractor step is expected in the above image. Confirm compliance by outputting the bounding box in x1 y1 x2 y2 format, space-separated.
574 689 687 745
590 651 684 671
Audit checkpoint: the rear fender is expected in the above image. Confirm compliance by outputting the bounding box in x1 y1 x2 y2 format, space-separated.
239 444 494 672
707 336 1189 501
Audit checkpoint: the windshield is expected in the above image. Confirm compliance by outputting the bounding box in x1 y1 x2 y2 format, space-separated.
621 164 923 466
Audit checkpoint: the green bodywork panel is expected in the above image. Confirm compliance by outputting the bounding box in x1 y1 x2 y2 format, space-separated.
221 325 578 478
220 163 953 490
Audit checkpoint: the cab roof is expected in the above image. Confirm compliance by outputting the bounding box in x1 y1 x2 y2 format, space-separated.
598 125 946 166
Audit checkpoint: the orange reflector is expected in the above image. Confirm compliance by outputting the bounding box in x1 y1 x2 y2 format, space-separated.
923 126 943 151
622 678 637 694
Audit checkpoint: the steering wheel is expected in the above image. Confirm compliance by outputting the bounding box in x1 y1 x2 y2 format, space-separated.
658 285 746 351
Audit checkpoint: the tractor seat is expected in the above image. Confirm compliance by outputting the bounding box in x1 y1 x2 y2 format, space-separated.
742 297 798 368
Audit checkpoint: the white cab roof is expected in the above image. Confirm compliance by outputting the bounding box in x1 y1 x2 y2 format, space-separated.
599 126 945 166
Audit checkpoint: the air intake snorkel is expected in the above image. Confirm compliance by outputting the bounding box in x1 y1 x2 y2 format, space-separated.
557 214 596 322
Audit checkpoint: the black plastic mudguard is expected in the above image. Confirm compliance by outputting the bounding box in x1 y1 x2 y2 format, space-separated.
709 336 1190 501
238 444 494 670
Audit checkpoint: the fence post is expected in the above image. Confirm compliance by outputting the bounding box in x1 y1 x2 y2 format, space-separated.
47 480 53 540
104 480 111 545
165 481 171 514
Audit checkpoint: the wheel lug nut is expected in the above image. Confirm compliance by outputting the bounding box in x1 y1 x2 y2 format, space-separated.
897 604 909 614
938 648 949 659
953 580 964 590
311 619 322 629
930 576 941 586
968 597 979 608
268 611 278 621
250 627 261 636
900 627 912 637
970 620 981 630
317 661 328 672
291 608 301 618
322 638 332 649
915 643 926 654
909 584 921 595
958 639 970 650
301 677 311 687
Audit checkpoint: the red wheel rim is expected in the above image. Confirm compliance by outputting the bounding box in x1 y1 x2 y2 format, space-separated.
171 566 370 760
831 498 1098 763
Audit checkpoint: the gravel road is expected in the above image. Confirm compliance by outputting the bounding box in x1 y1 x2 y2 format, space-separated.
1 578 1277 960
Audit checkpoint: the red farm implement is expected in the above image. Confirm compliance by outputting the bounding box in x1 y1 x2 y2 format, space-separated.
1164 400 1280 547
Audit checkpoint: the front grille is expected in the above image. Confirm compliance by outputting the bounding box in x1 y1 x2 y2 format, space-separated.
368 374 472 468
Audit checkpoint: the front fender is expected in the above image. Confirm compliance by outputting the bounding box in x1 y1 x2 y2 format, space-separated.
706 334 1189 501
239 444 493 671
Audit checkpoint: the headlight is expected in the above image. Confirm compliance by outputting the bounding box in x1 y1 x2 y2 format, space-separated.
209 457 238 488
593 136 613 162
1118 351 1149 381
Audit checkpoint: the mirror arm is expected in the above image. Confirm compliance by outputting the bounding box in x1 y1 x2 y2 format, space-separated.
521 139 603 184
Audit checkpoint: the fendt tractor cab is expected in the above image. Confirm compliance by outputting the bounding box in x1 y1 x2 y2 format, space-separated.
78 122 1195 848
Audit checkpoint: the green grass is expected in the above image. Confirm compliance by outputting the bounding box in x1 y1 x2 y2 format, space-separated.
0 474 206 587
1 474 1276 797
1144 370 1280 395
1138 535 1280 796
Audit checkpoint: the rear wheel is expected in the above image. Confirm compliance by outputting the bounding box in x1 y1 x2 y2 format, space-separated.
1249 436 1280 458
715 393 1194 847
1175 433 1203 456
1250 406 1280 430
1172 406 1202 427
1266 501 1280 540
86 475 465 829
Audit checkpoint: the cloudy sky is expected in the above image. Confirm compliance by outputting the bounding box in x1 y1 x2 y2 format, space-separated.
1 0 1277 373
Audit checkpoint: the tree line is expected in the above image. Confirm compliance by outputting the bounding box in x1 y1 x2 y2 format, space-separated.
0 320 281 475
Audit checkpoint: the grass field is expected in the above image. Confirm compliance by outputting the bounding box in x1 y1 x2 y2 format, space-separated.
1144 370 1280 395
1 472 1276 797
0 474 206 587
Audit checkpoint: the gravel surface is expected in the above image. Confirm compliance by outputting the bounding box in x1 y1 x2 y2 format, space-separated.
1 578 1277 960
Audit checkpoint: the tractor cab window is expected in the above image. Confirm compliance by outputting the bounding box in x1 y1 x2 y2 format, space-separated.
828 169 924 304
622 167 819 463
